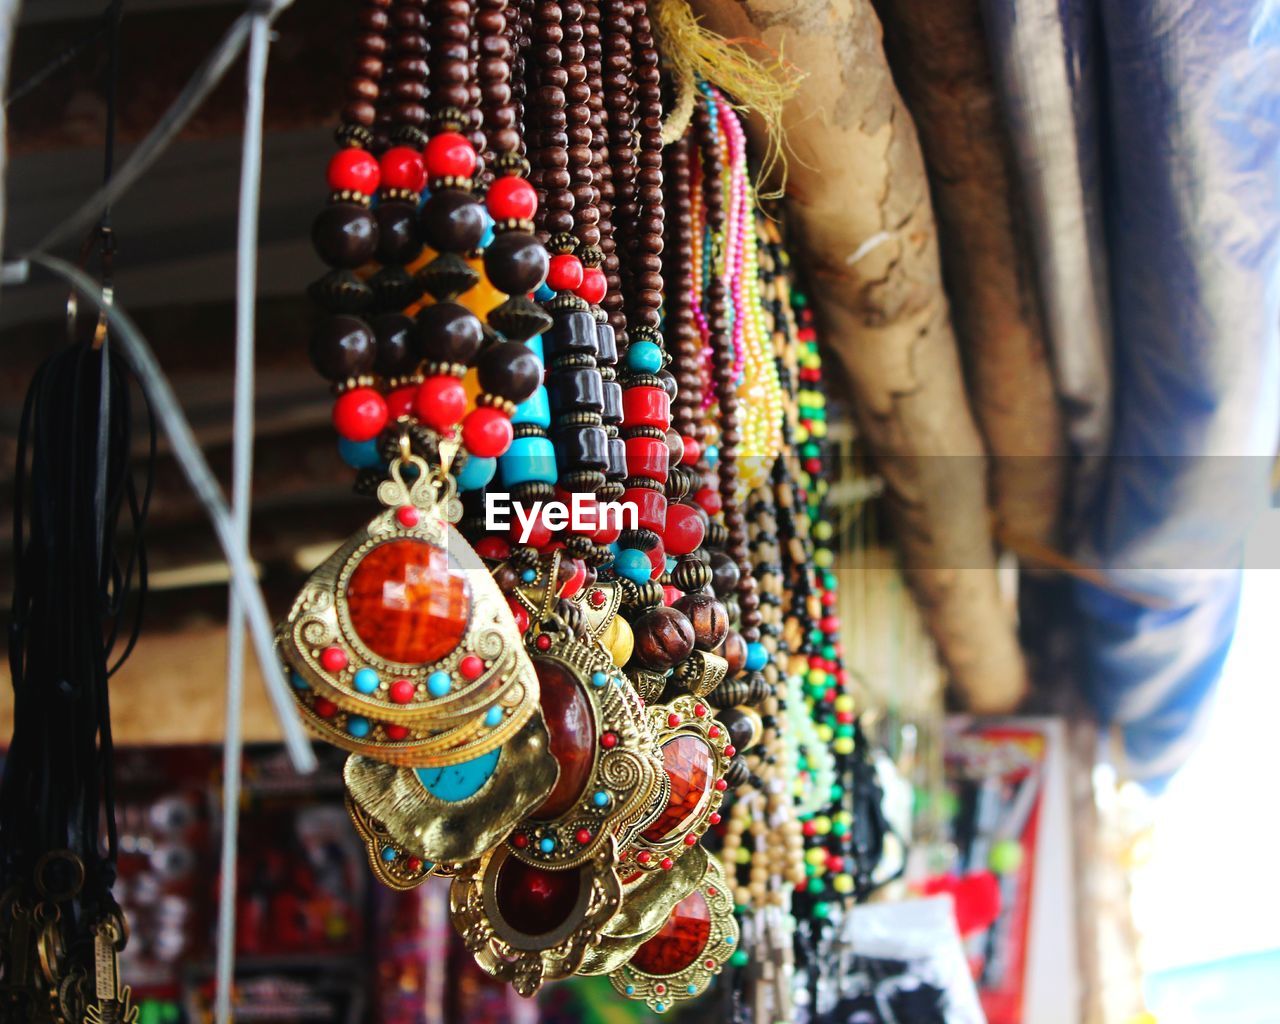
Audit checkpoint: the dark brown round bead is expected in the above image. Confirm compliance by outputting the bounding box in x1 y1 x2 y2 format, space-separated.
716 629 748 677
708 550 740 597
674 593 729 652
477 341 543 403
419 189 487 252
714 707 760 752
630 606 695 671
312 203 378 268
414 302 484 364
483 231 549 294
371 312 417 377
374 200 422 264
310 314 375 381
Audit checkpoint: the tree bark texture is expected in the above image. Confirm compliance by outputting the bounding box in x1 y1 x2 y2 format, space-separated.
874 0 1067 556
686 0 1028 711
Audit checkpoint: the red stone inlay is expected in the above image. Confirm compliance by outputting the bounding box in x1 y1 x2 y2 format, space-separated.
460 655 485 680
641 736 714 842
345 540 471 664
532 658 597 819
630 889 711 975
495 857 583 937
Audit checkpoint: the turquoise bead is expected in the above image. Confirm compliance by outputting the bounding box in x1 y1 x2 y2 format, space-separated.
591 671 608 688
614 548 650 583
512 386 551 428
539 836 556 853
427 671 452 697
456 455 496 491
626 340 663 374
687 985 697 994
665 555 677 572
380 845 397 862
534 282 555 302
625 986 636 996
484 706 503 727
592 790 610 807
353 668 380 694
745 642 769 672
290 672 309 691
500 435 557 485
338 437 381 469
705 444 720 467
347 716 371 738
521 568 537 583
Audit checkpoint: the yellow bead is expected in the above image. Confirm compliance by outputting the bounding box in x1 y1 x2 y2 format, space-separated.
833 737 855 756
832 874 855 894
602 616 634 668
834 694 855 713
735 846 751 865
804 847 826 867
814 549 834 570
816 724 833 743
813 815 831 836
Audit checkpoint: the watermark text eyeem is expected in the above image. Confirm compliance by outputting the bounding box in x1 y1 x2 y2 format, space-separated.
485 492 638 543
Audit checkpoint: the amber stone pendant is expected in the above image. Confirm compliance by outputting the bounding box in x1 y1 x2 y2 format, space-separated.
624 694 732 873
609 854 739 1012
276 456 543 766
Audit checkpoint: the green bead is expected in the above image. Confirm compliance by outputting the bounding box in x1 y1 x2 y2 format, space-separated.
989 838 1025 875
830 783 843 801
812 901 830 919
730 948 750 968
807 878 824 894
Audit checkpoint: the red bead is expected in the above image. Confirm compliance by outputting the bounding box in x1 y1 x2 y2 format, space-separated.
621 385 671 430
646 541 666 578
694 487 723 516
560 558 587 599
396 506 419 528
385 723 409 740
663 585 680 606
625 435 670 483
694 704 706 717
723 744 736 758
346 539 472 664
512 833 529 848
641 736 715 843
576 265 607 305
510 515 553 548
414 375 467 433
535 633 552 652
575 828 592 845
389 679 416 704
663 503 705 556
379 146 426 192
475 537 511 560
423 131 477 180
623 487 668 533
486 175 538 221
589 589 607 607
387 384 417 420
460 655 485 680
531 658 597 818
507 597 530 632
406 857 423 872
667 713 682 728
708 726 720 739
660 857 675 871
601 731 619 748
714 778 728 791
680 436 702 465
636 850 652 865
327 148 380 195
314 697 337 719
461 406 513 457
708 813 721 825
332 387 388 442
320 646 348 672
546 253 584 292
684 834 698 846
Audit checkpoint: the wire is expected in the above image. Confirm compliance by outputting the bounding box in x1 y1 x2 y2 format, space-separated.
214 7 273 1021
22 252 317 775
3 5 111 109
26 0 296 256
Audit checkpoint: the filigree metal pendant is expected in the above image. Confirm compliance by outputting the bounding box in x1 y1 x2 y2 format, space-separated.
449 838 624 996
609 854 740 1013
624 694 731 873
504 620 666 870
277 457 542 767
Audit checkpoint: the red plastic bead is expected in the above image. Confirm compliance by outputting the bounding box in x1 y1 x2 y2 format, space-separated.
589 589 607 607
461 406 513 457
486 175 538 221
507 598 530 633
320 646 348 672
714 778 728 791
684 833 698 846
509 515 553 548
546 254 584 292
406 857 423 872
694 704 707 717
601 731 619 748
313 697 337 719
680 436 702 466
663 585 681 606
535 633 552 652
723 744 736 758
694 486 723 516
512 833 529 849
560 558 587 599
385 723 409 741
327 148 380 195
576 265 607 305
623 487 668 533
386 384 416 420
663 503 705 556
379 146 426 192
575 828 592 845
708 726 720 739
460 655 485 680
475 537 512 560
332 388 388 442
636 850 652 864
625 435 670 483
660 857 674 871
389 679 416 704
423 131 477 180
414 375 467 433
645 540 665 578
708 812 721 825
667 713 682 728
621 385 671 430
396 506 419 528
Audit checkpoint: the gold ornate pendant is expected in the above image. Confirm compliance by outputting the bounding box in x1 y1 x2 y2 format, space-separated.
609 855 740 1012
276 457 544 767
449 837 624 996
624 694 732 873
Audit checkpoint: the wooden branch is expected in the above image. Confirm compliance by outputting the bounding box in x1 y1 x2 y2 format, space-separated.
686 0 1027 711
874 0 1067 553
